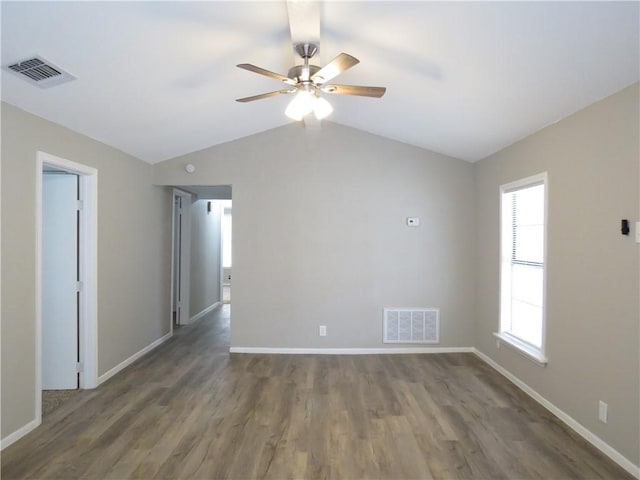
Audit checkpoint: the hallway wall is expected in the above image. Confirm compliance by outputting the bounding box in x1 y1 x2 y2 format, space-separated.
1 103 172 440
189 199 222 318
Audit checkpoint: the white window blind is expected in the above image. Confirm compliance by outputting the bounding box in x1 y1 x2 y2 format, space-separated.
499 174 547 359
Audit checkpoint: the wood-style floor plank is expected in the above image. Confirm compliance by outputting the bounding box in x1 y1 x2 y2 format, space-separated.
1 305 634 479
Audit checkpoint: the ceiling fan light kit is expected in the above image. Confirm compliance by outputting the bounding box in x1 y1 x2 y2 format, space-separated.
237 42 385 122
284 90 333 121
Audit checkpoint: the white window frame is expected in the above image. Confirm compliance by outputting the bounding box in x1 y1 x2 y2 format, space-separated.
494 172 549 366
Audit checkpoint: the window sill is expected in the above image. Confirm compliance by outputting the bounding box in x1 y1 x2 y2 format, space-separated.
493 332 548 367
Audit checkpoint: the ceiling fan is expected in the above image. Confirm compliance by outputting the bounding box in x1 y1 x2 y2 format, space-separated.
236 43 386 121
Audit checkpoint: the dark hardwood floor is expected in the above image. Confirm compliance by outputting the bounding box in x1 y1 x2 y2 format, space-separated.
2 305 633 479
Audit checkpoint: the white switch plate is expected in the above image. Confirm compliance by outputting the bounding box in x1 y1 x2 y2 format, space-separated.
407 217 420 227
635 222 640 243
319 325 327 337
598 400 608 423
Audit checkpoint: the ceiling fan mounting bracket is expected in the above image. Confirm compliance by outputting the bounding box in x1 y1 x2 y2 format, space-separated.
295 43 318 60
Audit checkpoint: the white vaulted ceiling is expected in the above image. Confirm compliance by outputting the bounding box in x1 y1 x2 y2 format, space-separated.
1 1 638 164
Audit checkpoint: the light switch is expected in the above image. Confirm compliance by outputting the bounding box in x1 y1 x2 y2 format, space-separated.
636 222 640 244
407 217 420 227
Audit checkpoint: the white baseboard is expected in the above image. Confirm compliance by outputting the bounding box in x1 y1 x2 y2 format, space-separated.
2 332 173 451
188 302 220 324
473 348 640 479
5 342 635 479
229 346 474 355
97 332 172 385
1 418 40 451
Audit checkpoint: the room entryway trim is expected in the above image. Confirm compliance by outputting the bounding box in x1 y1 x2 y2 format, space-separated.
171 188 192 326
35 151 98 423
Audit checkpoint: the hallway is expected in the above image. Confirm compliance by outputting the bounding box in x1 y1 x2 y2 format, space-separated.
1 305 632 479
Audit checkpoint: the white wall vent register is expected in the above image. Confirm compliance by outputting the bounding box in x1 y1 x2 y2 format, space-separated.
4 56 76 88
383 308 439 344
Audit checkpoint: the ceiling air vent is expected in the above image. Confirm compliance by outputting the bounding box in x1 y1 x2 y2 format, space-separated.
4 56 75 88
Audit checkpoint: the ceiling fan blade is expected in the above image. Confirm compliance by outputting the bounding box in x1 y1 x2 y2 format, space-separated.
237 64 296 85
286 0 320 49
321 84 386 98
236 89 295 103
311 53 359 84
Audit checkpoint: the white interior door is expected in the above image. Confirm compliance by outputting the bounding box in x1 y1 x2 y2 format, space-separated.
172 190 191 325
42 173 79 390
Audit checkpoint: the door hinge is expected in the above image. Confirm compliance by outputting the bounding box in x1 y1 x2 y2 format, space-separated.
77 200 84 211
76 281 84 292
76 362 84 373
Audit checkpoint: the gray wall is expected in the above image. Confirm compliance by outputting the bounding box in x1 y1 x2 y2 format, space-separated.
3 83 637 468
1 103 172 439
189 199 221 317
154 122 476 349
474 83 639 464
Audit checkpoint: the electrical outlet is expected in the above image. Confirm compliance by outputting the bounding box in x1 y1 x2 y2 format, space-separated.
598 401 608 423
319 325 327 337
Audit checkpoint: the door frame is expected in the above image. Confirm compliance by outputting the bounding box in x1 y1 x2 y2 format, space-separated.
35 151 98 423
220 201 232 304
171 188 191 326
219 203 224 304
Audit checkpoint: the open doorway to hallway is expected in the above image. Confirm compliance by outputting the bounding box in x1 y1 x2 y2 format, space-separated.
170 186 232 331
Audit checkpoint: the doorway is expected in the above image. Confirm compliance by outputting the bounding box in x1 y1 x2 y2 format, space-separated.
171 189 191 326
42 169 79 398
36 152 98 423
167 187 231 334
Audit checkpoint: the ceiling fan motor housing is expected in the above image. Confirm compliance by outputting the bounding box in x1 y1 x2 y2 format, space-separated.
287 64 321 83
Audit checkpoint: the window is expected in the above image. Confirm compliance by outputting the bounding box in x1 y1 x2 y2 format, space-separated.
496 173 548 365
